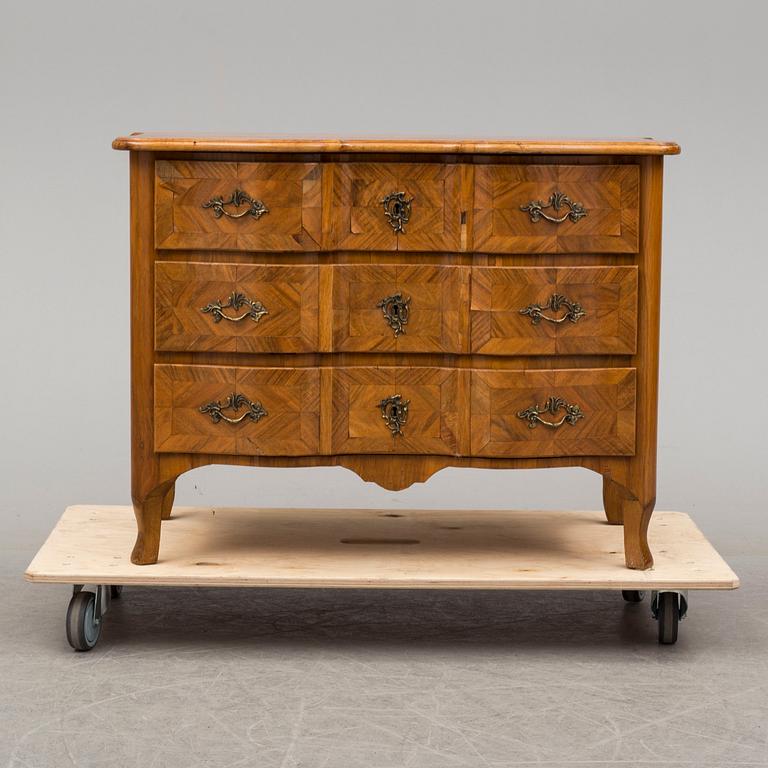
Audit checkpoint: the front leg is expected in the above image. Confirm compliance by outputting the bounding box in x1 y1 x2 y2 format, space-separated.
131 484 171 565
623 497 655 570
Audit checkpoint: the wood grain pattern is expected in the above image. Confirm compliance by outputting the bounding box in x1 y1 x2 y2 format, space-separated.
155 160 321 251
155 262 318 353
114 134 681 155
331 368 466 456
328 163 461 251
470 266 638 355
331 264 469 353
474 164 639 253
154 364 320 456
470 368 636 457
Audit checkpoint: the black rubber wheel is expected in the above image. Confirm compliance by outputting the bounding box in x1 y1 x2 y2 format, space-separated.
657 592 679 645
66 591 102 651
621 590 646 603
110 585 123 599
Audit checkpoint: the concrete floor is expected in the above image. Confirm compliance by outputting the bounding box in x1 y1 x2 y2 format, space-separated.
1 547 766 768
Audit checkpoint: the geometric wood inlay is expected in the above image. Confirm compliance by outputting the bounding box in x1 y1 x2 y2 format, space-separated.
155 161 322 251
154 364 320 456
470 266 638 355
470 368 636 457
155 262 318 353
474 164 639 253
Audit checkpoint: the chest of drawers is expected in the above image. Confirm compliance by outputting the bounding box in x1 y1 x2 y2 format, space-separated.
112 134 679 570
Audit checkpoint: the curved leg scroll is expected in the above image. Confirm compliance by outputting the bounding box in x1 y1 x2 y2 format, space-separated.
131 482 173 565
623 498 655 571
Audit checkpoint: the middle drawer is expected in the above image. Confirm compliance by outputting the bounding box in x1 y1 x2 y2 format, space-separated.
155 262 637 356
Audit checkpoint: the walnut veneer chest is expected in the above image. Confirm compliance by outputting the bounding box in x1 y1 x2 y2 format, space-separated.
112 134 680 569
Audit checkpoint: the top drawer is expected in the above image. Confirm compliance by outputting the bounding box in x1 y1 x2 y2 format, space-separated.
155 161 322 251
473 164 639 253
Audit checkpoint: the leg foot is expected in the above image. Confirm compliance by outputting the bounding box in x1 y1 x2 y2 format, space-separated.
161 484 175 521
602 477 625 525
131 491 165 565
623 498 654 570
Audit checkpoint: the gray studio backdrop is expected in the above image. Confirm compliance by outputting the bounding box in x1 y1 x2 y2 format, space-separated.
1 1 766 557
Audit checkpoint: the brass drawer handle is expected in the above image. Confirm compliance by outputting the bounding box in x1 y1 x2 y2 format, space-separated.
378 394 409 436
519 294 586 325
202 189 269 220
381 191 413 233
517 396 584 429
201 291 268 324
520 192 587 224
377 293 410 336
199 393 268 425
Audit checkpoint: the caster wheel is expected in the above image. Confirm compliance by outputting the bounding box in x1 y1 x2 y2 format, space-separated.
66 591 102 651
621 590 646 603
657 592 679 645
110 585 123 599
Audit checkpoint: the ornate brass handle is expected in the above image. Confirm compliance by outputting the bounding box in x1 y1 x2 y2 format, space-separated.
520 192 587 224
517 396 584 429
519 294 586 325
202 189 269 220
381 191 413 233
378 394 409 436
377 293 410 336
201 292 268 324
199 393 268 425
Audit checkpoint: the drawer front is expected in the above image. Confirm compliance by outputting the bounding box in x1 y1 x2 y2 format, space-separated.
154 365 320 456
474 164 639 253
329 163 462 251
155 262 318 353
471 368 636 457
332 368 464 455
471 266 638 355
332 264 469 353
155 161 322 251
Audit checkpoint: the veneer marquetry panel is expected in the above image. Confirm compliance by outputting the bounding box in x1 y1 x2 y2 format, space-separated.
331 368 466 456
470 266 638 355
155 161 322 250
331 264 469 353
155 262 318 353
471 368 636 457
473 164 639 253
154 365 320 456
328 163 461 251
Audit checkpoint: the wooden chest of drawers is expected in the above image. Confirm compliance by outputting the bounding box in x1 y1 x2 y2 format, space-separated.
113 134 679 570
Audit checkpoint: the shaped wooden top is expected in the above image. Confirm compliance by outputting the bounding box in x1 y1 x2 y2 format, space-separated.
113 133 680 155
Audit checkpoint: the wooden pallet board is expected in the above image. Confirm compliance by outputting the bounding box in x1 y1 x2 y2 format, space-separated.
25 506 738 590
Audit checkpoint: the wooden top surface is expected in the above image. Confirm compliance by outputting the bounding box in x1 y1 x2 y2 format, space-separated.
112 134 681 155
26 506 736 590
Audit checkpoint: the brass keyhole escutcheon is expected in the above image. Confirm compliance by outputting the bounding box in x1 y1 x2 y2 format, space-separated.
378 394 410 436
381 191 413 233
377 293 410 337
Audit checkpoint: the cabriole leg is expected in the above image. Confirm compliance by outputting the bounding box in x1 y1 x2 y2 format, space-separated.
623 497 655 570
131 486 168 565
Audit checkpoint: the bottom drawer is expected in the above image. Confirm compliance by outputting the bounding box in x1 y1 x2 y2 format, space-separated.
154 364 320 456
471 368 636 457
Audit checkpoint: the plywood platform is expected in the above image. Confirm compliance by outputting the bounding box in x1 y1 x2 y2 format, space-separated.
25 506 739 590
